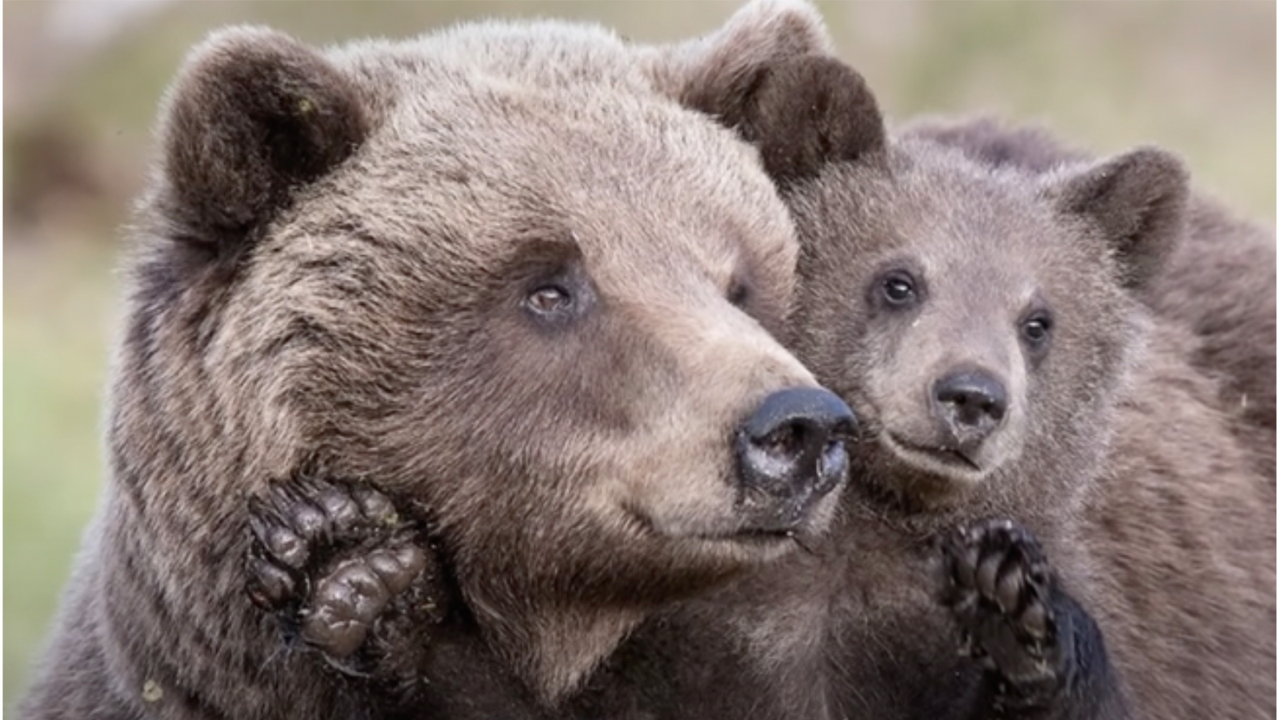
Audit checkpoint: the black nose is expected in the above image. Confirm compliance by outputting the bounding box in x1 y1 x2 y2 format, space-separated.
932 369 1007 443
736 387 856 505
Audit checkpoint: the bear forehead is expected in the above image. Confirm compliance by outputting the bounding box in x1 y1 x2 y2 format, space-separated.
329 18 655 100
306 124 779 270
876 148 1083 257
271 69 794 286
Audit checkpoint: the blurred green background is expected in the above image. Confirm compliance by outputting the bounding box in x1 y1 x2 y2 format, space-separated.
4 0 1274 708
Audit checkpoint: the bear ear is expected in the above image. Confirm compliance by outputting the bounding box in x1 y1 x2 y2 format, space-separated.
670 0 887 188
1046 147 1189 290
734 55 886 188
156 26 369 247
674 0 832 115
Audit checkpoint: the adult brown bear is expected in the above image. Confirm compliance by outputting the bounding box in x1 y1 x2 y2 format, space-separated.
18 11 857 720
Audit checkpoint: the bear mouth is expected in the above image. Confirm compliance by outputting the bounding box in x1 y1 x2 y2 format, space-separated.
698 527 801 544
622 502 798 545
623 504 808 556
883 432 985 478
689 527 813 560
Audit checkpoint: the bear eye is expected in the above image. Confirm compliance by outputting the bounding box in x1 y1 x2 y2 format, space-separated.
1021 314 1053 346
727 280 750 308
881 271 918 307
518 261 596 329
525 284 573 316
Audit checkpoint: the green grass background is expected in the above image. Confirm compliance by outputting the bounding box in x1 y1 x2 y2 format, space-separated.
4 0 1275 709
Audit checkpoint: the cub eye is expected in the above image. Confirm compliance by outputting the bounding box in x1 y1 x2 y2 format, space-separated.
881 272 917 306
727 280 750 308
525 284 573 315
1021 314 1053 345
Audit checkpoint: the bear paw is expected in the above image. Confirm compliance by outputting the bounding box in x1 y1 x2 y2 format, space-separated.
940 519 1066 706
247 477 437 662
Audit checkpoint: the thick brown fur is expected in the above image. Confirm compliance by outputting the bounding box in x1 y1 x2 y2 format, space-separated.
19 12 850 719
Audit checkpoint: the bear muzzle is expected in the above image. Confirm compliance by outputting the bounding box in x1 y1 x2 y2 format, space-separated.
931 368 1009 452
733 387 857 534
876 366 1014 485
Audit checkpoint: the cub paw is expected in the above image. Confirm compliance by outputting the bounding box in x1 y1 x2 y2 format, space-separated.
940 519 1064 698
247 476 436 661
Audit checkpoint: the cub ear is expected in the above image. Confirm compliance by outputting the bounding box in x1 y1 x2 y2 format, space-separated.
1046 147 1189 290
665 0 885 188
156 26 369 247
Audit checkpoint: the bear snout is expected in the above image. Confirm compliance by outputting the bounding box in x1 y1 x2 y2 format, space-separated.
931 369 1008 449
734 387 856 530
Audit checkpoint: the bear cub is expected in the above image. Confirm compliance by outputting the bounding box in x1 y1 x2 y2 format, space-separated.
899 114 1276 480
715 52 1273 719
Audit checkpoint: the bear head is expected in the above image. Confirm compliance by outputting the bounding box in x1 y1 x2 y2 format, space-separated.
113 19 855 703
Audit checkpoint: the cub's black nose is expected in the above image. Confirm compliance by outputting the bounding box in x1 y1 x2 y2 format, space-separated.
932 369 1008 445
736 387 856 506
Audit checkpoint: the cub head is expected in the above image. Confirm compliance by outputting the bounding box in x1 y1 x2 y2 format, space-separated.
670 32 1188 517
120 21 857 700
804 132 1187 512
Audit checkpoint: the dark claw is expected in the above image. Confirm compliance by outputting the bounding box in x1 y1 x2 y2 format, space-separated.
1020 601 1049 639
315 486 363 531
266 525 310 569
353 486 398 524
289 501 328 541
975 550 1003 600
247 556 296 609
995 557 1024 612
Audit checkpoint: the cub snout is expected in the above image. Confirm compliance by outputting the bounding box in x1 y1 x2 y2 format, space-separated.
931 368 1008 450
